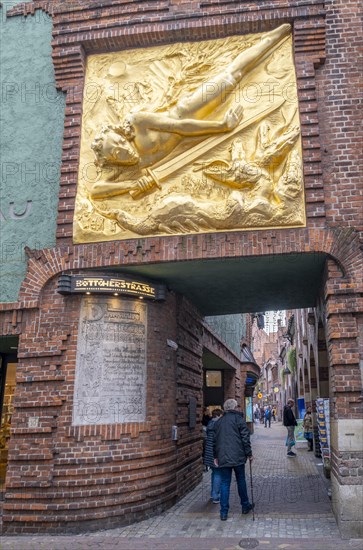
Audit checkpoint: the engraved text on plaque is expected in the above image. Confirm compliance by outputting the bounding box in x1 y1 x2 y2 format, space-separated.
72 296 147 425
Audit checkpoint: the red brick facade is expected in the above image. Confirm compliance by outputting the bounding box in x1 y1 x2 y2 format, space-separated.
1 0 362 536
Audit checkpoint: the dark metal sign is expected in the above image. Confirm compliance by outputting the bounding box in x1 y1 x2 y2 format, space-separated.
57 274 166 301
188 397 197 429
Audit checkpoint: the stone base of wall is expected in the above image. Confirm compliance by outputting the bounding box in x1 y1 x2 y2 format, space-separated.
331 473 363 539
330 418 363 539
1 494 180 535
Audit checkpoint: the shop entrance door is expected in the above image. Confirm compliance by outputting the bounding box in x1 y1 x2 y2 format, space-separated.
0 352 17 493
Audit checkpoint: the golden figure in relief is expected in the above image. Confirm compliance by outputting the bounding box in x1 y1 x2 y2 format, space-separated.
74 24 305 242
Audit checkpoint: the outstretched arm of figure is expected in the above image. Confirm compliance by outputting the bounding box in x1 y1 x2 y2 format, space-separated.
89 180 137 199
133 106 243 136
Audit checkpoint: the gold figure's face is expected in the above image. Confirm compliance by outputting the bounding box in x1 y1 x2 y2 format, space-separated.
101 130 139 166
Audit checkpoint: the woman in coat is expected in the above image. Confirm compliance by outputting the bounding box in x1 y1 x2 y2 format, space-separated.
302 407 314 451
203 409 223 502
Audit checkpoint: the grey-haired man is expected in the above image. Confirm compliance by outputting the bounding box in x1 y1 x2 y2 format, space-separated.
213 398 254 521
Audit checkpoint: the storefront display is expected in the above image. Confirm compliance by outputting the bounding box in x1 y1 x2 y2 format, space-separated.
316 398 331 477
0 361 17 486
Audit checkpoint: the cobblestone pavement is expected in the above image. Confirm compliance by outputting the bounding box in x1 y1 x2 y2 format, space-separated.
1 422 362 550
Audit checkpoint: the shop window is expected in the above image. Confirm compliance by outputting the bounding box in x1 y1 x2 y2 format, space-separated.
205 370 222 387
0 359 17 487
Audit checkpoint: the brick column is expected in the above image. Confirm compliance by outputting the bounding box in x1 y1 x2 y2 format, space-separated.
325 260 363 538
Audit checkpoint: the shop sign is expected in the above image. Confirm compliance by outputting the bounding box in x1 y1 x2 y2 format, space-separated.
245 397 253 423
257 392 263 399
295 420 305 442
57 273 166 301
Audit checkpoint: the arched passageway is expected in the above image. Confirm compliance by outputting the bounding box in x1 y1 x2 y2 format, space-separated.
2 242 361 538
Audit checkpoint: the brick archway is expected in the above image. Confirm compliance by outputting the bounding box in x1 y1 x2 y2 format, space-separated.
15 226 361 308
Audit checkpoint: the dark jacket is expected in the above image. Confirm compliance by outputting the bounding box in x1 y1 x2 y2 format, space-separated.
283 405 297 427
213 410 252 467
202 413 212 427
203 419 218 467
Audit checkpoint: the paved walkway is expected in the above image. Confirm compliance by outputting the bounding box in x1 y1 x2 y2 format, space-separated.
0 422 362 549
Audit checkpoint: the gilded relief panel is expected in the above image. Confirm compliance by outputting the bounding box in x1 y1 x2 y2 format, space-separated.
74 24 305 243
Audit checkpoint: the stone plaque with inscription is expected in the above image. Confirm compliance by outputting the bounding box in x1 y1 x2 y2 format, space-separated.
72 296 147 425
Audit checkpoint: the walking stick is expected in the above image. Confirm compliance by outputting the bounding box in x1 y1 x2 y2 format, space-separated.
249 459 255 521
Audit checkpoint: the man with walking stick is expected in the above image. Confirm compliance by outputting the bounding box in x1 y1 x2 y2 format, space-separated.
213 399 254 521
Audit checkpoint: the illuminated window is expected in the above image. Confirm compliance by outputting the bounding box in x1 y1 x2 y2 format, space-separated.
205 370 222 387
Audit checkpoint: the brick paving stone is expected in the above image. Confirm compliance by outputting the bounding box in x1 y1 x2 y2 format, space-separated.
0 537 362 549
0 423 361 549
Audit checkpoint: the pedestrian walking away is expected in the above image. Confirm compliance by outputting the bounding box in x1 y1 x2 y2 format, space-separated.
202 407 212 427
213 398 254 521
203 408 223 502
264 406 272 428
283 399 298 457
202 407 212 470
254 407 260 424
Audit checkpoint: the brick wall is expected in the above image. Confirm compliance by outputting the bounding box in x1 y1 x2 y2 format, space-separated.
324 259 362 421
175 297 204 498
293 267 363 536
3 274 249 532
2 280 183 533
317 0 363 229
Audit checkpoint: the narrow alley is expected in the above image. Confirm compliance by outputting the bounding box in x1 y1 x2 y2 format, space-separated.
0 422 361 550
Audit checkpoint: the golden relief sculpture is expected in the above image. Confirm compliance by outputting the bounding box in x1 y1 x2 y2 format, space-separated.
74 24 305 243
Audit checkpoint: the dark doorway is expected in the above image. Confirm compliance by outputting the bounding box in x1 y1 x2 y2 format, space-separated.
0 337 18 494
204 369 224 408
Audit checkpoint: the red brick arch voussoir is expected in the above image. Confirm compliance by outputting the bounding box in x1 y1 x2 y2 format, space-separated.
16 226 362 308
